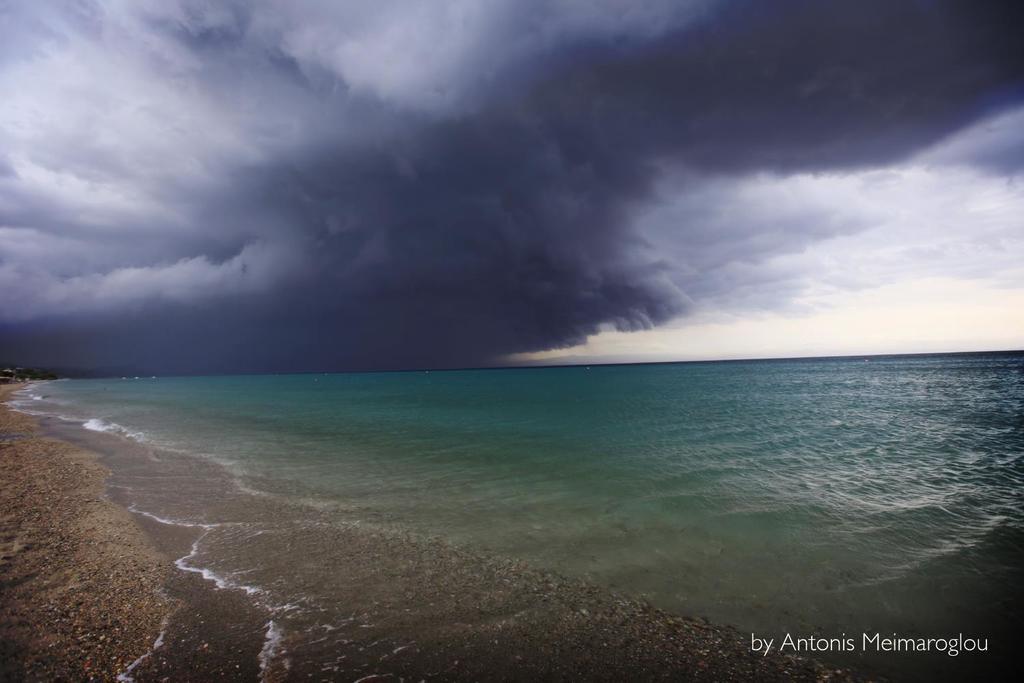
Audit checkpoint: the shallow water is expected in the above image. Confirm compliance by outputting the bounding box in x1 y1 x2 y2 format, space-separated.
13 352 1024 679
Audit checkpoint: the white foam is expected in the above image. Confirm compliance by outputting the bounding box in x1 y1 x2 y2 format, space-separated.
258 620 286 680
126 508 258 593
82 418 148 442
352 674 393 683
82 418 107 431
125 505 303 680
174 533 264 596
116 617 168 682
127 504 216 530
4 387 48 414
126 506 279 620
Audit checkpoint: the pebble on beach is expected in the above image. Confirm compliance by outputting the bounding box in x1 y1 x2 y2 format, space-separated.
1 385 172 681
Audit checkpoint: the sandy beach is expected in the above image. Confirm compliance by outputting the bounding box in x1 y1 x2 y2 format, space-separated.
0 383 170 680
1 383 864 681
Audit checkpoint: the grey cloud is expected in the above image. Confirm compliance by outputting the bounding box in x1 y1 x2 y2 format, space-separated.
637 163 1024 319
1 0 1022 373
918 106 1024 175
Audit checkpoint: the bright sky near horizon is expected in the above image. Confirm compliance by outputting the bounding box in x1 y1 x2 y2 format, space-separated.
517 278 1024 364
520 127 1024 363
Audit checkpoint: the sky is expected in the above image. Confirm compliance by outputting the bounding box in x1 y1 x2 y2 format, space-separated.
0 0 1022 374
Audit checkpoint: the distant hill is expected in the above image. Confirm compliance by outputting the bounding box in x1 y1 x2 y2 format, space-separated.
0 366 60 381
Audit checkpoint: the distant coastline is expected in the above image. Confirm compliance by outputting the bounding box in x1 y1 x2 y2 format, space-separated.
0 366 59 384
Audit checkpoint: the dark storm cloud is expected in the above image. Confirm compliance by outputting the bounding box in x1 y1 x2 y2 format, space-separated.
1 0 1022 373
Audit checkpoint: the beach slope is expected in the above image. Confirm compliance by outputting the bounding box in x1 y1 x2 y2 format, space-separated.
0 384 170 680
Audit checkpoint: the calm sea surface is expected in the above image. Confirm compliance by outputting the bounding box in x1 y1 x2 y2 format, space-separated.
14 352 1024 677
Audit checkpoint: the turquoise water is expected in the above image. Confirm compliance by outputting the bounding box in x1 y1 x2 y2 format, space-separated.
17 352 1024 673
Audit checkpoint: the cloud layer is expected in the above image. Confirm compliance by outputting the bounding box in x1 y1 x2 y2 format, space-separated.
1 0 1022 372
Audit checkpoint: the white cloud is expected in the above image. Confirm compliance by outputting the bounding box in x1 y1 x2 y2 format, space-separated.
0 241 297 319
637 140 1024 314
518 277 1024 363
918 105 1024 175
524 112 1024 361
243 0 713 112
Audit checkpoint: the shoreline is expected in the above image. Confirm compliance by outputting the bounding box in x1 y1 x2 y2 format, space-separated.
2 383 862 681
1 384 274 681
0 383 171 680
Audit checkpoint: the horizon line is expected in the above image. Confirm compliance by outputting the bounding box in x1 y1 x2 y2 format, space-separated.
19 347 1024 380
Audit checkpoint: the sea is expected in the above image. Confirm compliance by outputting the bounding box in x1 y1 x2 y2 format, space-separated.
11 351 1024 679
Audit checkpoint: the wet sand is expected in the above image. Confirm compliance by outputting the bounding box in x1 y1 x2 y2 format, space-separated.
0 384 170 680
2 384 865 681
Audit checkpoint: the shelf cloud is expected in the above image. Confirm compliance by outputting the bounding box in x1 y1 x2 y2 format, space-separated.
1 0 1022 372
